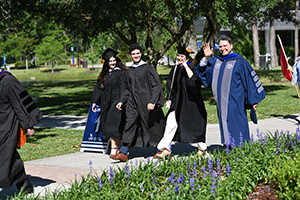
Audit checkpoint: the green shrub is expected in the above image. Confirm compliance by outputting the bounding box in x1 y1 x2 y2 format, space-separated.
270 152 300 200
14 61 25 67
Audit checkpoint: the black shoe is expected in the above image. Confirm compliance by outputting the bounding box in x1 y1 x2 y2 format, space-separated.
16 176 34 194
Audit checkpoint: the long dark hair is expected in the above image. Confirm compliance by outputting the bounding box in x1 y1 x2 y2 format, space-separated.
97 56 126 88
187 55 198 66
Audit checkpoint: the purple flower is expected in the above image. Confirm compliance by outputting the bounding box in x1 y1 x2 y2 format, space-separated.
229 132 236 148
177 173 184 185
239 132 243 146
289 135 295 148
175 184 179 194
193 159 197 177
193 159 197 170
170 172 176 185
226 162 231 176
210 180 216 193
212 171 217 180
250 133 254 144
109 166 115 184
216 158 221 175
189 177 196 189
89 160 93 168
125 163 131 178
140 183 144 191
153 176 157 185
75 173 77 178
187 161 191 175
275 131 280 156
208 158 213 173
99 180 103 189
225 143 231 155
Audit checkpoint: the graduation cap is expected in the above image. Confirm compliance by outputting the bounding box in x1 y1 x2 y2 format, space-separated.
176 46 194 56
250 107 258 124
100 48 119 61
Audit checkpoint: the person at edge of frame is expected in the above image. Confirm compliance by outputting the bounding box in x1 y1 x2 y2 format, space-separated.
0 70 43 194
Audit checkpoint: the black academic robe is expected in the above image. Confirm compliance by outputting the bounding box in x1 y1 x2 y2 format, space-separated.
0 72 42 189
120 61 165 147
167 63 207 143
91 70 125 140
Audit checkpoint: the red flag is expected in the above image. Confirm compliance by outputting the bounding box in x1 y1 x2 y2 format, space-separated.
279 43 292 81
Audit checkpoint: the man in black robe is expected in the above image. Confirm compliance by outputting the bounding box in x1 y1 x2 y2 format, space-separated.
0 71 43 193
112 44 165 161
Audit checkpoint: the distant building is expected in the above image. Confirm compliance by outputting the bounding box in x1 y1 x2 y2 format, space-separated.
194 14 299 54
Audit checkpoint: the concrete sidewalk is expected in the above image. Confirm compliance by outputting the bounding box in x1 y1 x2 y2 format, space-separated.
1 113 300 199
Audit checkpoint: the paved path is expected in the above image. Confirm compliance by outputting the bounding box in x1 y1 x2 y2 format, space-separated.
1 113 300 199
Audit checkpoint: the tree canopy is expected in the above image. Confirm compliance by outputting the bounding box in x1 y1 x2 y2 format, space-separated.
0 0 297 67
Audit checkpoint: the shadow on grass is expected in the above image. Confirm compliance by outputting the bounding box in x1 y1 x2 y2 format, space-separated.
40 68 67 73
270 114 299 120
24 80 95 116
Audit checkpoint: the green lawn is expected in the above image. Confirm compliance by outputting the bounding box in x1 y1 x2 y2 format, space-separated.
18 127 83 162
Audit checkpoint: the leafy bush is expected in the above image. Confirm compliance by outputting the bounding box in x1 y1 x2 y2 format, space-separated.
270 151 300 199
14 61 25 67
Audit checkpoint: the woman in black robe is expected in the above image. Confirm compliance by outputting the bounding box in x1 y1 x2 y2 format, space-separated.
0 71 42 193
154 46 207 158
91 48 126 157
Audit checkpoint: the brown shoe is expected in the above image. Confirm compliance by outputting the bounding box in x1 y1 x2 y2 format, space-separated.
153 148 171 159
110 152 128 162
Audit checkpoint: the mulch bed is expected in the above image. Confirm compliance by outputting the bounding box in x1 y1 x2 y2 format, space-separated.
247 183 280 200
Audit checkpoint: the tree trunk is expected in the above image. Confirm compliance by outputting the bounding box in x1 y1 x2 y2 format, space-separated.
295 0 299 59
26 58 28 70
252 19 260 68
178 21 198 59
270 18 278 67
196 10 221 61
64 30 67 64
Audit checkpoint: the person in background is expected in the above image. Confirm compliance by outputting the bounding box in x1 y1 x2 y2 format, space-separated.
91 48 126 157
154 46 207 158
291 52 300 122
112 44 165 162
196 36 266 148
0 71 43 193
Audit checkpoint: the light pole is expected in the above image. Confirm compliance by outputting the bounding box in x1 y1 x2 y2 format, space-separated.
76 38 79 68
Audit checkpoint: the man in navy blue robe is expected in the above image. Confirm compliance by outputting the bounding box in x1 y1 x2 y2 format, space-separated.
196 36 266 147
